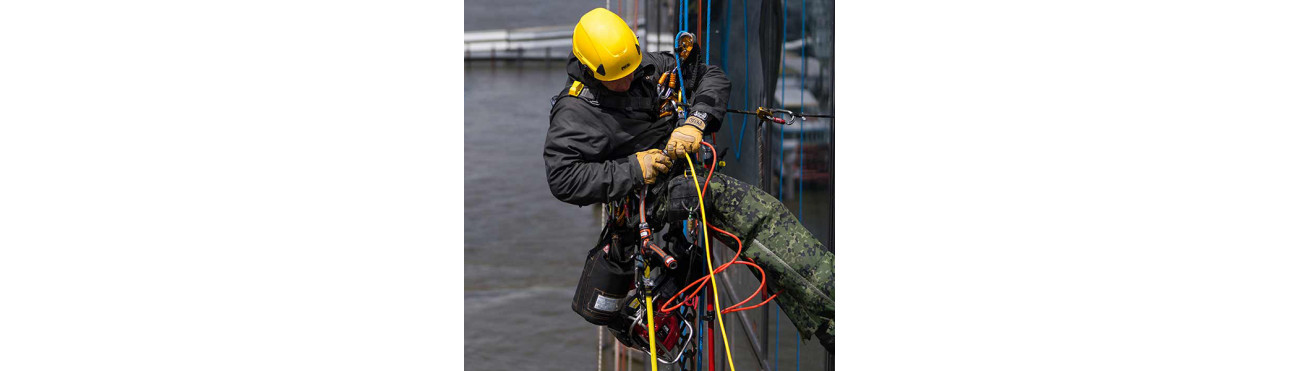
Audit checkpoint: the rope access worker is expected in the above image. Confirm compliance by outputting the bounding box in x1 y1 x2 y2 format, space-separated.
545 8 834 352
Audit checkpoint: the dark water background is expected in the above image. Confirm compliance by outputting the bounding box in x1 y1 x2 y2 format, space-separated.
464 61 599 370
464 4 629 368
465 4 605 369
463 3 611 369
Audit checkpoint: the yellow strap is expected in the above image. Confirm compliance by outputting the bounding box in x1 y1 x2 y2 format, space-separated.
569 81 585 96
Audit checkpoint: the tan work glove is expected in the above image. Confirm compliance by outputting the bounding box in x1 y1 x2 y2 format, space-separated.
664 116 705 159
635 148 672 185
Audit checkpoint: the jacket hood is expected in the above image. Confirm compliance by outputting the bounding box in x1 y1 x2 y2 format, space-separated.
565 53 659 96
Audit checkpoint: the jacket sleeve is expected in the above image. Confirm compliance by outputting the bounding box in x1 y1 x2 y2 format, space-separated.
686 62 731 134
544 101 645 206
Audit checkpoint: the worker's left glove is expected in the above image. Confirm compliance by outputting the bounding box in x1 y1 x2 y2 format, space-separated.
636 149 672 185
664 116 705 159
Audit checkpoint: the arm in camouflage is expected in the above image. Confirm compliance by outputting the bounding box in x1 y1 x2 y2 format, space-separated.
654 166 834 345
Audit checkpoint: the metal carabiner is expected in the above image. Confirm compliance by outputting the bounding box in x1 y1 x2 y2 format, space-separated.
756 107 796 125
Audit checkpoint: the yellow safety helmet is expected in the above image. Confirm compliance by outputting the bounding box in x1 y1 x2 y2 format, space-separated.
572 8 642 82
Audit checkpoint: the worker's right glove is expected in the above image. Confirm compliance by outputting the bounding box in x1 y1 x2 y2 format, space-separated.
664 116 705 159
635 148 672 185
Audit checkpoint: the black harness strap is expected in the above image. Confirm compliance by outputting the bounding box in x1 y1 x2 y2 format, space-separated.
550 78 661 114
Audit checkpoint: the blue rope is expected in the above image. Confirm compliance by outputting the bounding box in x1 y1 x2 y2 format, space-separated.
795 338 801 371
682 0 688 33
774 309 780 370
674 32 689 105
775 0 786 369
696 246 705 371
798 0 805 223
697 309 704 369
672 1 689 106
719 0 730 148
721 0 729 71
796 0 805 367
705 0 711 64
698 208 708 371
778 0 786 202
728 0 749 161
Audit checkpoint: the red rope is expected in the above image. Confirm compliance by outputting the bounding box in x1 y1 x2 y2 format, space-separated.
657 143 781 315
647 139 779 371
700 141 717 194
707 284 715 371
696 0 703 37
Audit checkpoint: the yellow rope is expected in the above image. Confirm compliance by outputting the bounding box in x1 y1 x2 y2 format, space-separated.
646 291 657 371
684 155 736 371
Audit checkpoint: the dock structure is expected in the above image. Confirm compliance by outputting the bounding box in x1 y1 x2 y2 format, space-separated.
464 21 676 61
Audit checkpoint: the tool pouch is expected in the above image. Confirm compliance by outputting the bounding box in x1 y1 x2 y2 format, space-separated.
664 174 708 221
572 234 635 326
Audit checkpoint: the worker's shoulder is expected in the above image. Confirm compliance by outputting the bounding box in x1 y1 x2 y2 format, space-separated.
550 92 600 117
548 94 616 135
643 50 676 67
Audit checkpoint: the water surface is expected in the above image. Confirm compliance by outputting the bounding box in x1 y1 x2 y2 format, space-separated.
464 61 603 370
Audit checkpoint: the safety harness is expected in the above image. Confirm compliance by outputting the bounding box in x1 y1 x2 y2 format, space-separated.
562 80 663 113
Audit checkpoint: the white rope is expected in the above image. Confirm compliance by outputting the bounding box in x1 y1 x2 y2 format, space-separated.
598 203 606 371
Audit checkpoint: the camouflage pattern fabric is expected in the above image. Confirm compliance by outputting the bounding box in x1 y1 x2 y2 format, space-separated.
653 166 834 342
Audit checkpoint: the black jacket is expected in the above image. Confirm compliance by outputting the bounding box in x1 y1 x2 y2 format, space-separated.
545 51 731 206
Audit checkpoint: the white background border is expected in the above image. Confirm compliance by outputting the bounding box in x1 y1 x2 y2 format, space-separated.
2 0 1298 369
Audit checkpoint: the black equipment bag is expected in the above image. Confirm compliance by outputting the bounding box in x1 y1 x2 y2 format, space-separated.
571 227 635 326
